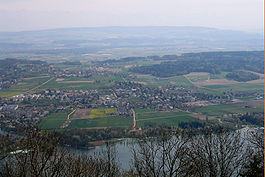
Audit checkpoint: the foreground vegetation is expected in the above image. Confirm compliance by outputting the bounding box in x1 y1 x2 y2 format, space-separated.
0 128 263 177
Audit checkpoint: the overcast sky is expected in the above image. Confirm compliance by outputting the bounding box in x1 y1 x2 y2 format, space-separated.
0 0 263 32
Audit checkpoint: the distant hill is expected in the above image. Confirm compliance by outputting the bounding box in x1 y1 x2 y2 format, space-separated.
0 26 263 60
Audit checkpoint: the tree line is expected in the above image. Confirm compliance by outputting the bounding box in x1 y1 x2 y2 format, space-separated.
129 51 264 78
226 71 260 82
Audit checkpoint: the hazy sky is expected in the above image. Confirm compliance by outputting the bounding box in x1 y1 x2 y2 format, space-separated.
0 0 263 32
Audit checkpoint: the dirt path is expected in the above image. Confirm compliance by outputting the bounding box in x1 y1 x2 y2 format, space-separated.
57 81 95 83
25 77 54 93
132 109 136 129
61 109 76 128
183 75 202 88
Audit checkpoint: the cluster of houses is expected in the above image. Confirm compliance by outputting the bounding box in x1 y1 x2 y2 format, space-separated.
0 101 52 130
51 65 110 78
1 76 263 131
0 79 17 89
113 82 229 111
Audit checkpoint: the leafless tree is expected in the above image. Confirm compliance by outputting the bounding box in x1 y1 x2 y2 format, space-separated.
0 130 67 177
1 128 263 177
184 129 245 177
0 130 121 177
131 133 189 177
245 129 264 151
240 129 264 177
131 129 250 177
0 134 14 160
62 148 120 177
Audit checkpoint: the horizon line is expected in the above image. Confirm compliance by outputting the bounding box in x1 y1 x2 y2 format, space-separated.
0 25 263 34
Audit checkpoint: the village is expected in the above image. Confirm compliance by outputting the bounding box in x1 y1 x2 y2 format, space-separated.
0 77 263 131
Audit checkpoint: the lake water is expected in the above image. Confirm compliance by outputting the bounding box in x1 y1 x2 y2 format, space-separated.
79 139 136 170
2 127 262 171
79 127 264 170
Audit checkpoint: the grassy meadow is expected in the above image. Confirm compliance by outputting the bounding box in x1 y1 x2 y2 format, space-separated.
39 112 68 129
0 76 52 98
69 116 132 128
135 109 196 127
195 104 264 118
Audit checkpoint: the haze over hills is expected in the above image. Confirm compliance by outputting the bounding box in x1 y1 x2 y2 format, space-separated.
0 26 263 61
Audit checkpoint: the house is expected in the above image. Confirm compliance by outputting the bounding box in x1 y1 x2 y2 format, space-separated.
6 105 18 111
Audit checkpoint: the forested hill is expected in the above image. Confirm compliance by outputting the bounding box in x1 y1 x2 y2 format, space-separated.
130 51 264 77
0 58 49 80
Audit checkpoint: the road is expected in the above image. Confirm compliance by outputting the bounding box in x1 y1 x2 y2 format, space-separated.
132 109 136 129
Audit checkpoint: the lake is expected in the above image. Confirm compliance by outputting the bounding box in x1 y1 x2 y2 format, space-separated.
79 139 136 170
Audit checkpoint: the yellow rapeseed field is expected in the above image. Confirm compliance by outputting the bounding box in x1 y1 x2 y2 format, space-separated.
89 108 116 118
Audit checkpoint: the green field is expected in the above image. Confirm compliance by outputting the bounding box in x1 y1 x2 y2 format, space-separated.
183 72 264 95
65 109 197 129
0 76 52 98
204 83 264 93
0 91 24 98
134 108 156 113
194 87 224 95
135 110 196 127
128 74 193 88
210 72 228 79
39 113 68 129
238 97 257 101
69 116 132 128
195 104 264 117
186 75 209 82
38 74 125 90
39 108 117 129
53 63 89 71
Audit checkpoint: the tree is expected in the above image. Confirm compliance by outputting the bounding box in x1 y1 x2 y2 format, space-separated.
0 129 121 177
131 132 189 177
184 129 245 177
240 129 264 177
0 130 66 177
